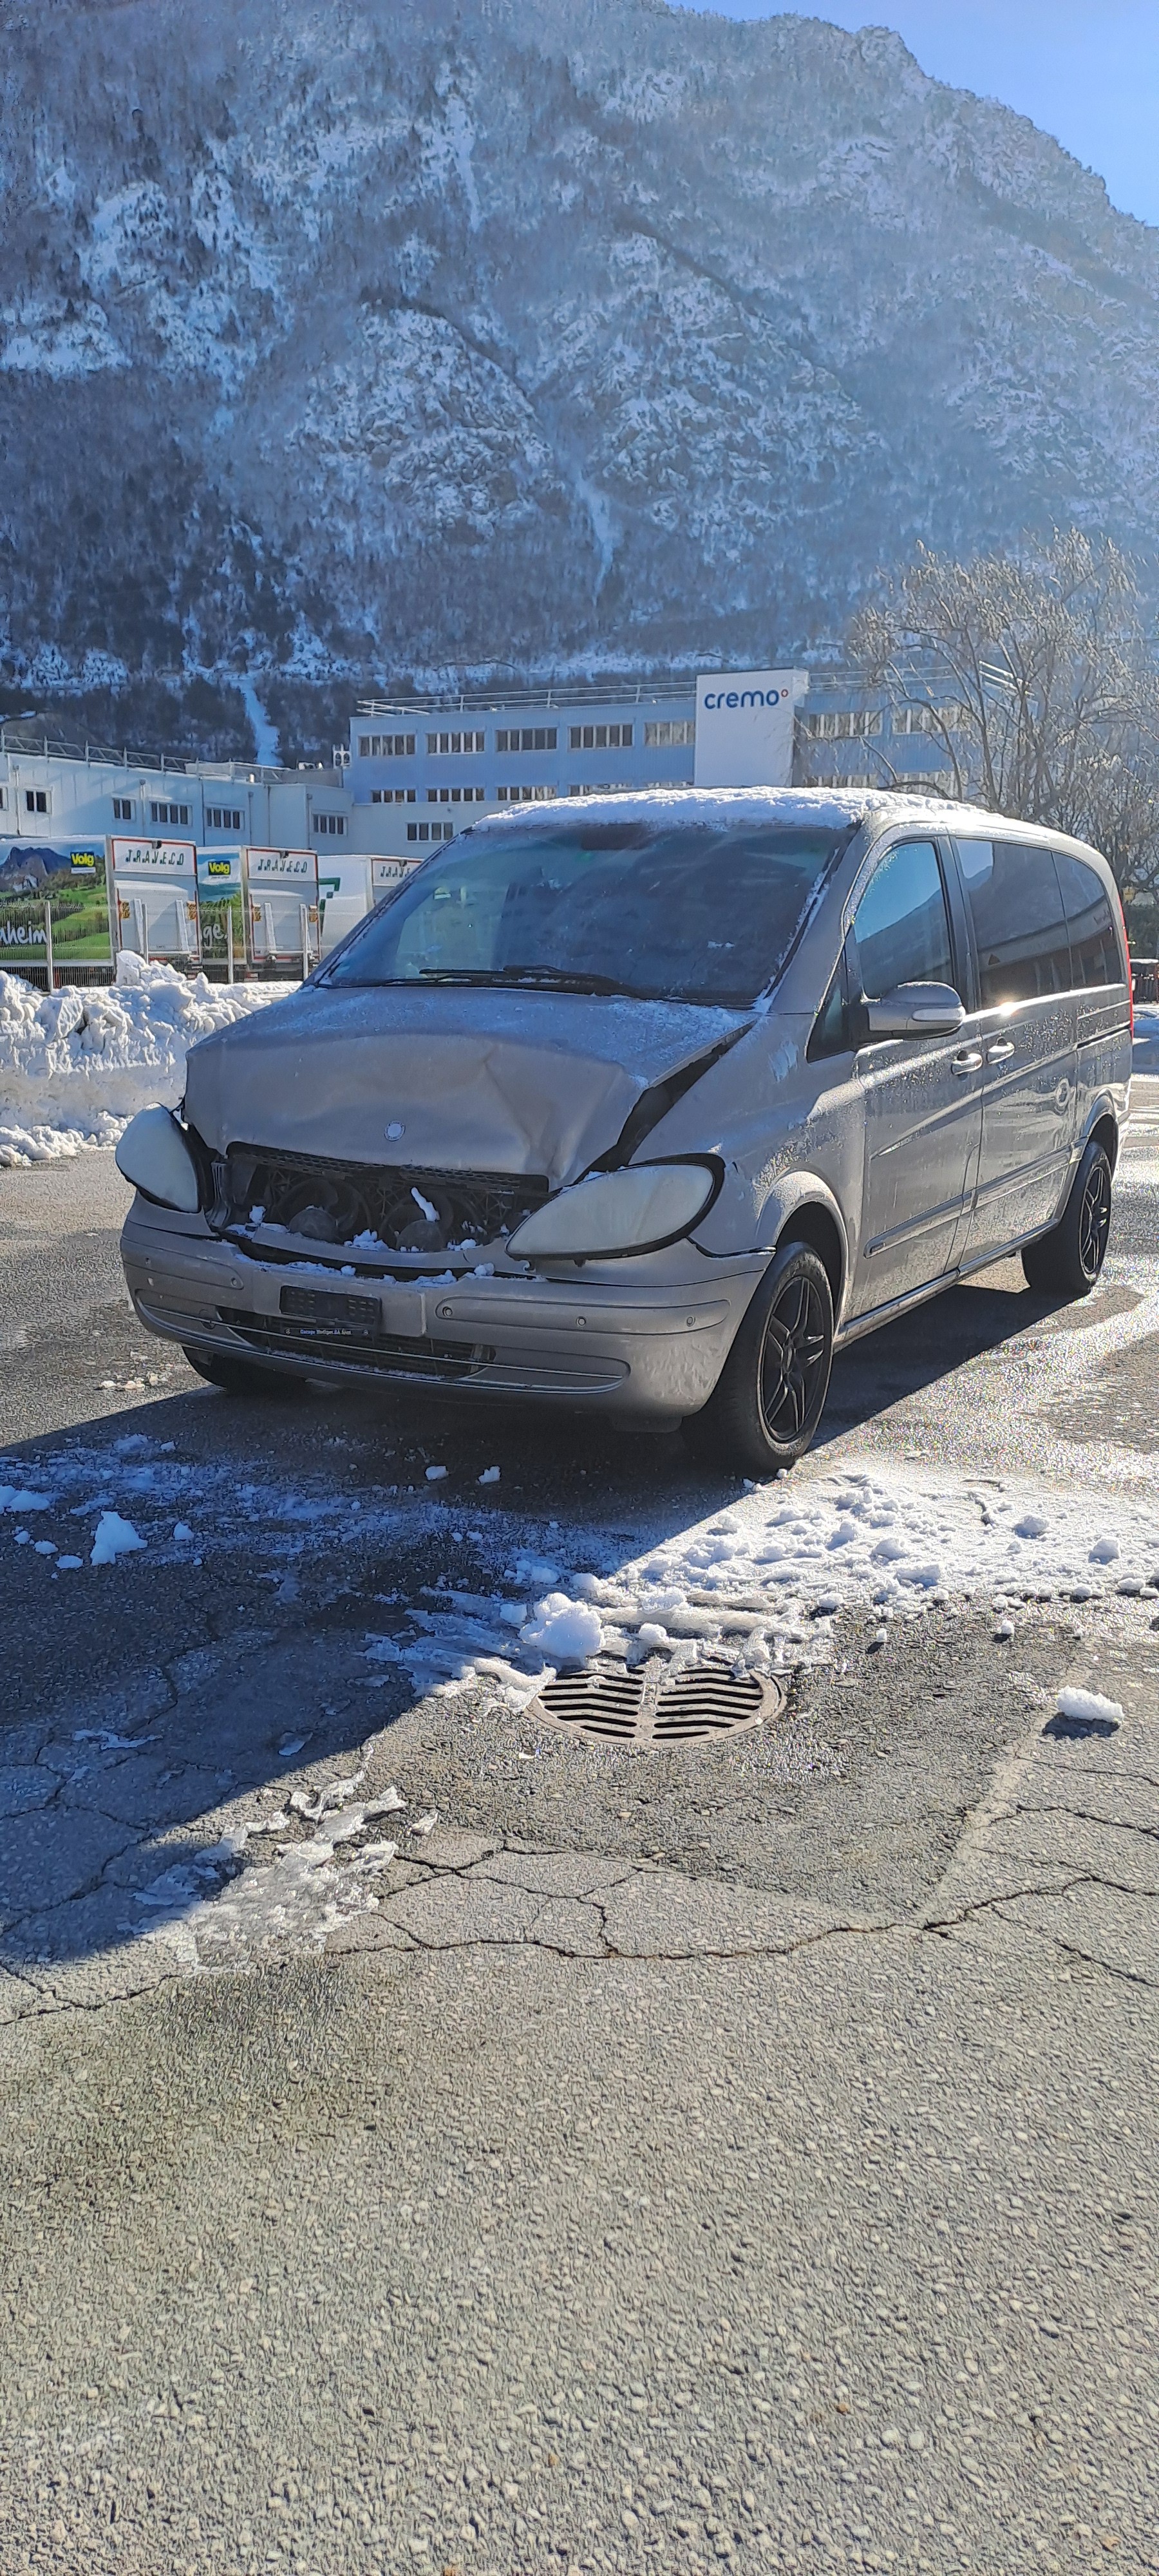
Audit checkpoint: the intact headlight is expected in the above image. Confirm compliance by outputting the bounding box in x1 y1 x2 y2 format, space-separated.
506 1160 719 1262
115 1105 202 1214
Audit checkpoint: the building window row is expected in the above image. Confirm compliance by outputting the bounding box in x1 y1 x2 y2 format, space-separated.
428 786 485 805
112 796 133 820
24 788 50 814
800 710 883 741
151 799 190 826
427 730 485 756
496 727 557 754
407 820 455 843
314 813 346 837
643 719 695 748
372 788 417 804
809 770 880 789
205 804 243 829
497 784 556 803
569 722 632 750
359 732 415 757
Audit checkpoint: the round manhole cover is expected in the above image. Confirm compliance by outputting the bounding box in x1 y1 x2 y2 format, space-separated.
524 1653 784 1748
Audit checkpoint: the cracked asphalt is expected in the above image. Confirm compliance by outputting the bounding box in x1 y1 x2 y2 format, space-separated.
2 1088 1158 2576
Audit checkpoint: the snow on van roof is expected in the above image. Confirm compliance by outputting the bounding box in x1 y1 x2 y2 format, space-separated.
458 786 872 836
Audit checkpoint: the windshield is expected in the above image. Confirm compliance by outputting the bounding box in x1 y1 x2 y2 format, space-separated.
325 817 849 1007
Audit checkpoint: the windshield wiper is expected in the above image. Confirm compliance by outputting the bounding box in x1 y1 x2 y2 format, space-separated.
412 966 641 997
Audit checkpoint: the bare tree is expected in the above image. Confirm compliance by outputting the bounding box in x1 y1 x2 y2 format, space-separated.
850 529 1159 911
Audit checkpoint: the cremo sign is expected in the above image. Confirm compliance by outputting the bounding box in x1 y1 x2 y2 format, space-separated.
693 668 809 789
701 685 787 710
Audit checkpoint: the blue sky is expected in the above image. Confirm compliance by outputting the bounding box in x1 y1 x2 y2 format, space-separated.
681 3 1159 229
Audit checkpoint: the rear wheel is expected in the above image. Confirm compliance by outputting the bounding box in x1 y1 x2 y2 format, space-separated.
182 1345 304 1397
684 1240 834 1476
1021 1137 1113 1299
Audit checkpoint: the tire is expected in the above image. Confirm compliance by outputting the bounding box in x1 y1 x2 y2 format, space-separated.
1021 1137 1113 1299
684 1240 834 1476
182 1345 304 1397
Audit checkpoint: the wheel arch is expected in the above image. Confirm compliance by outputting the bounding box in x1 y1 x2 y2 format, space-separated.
762 1187 847 1320
1087 1108 1120 1175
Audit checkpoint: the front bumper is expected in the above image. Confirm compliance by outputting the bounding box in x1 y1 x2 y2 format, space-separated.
120 1202 765 1419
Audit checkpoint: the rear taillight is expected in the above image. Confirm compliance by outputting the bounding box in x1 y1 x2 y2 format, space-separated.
1117 892 1134 1037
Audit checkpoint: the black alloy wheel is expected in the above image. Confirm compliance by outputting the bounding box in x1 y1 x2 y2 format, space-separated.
1076 1151 1113 1280
759 1269 831 1445
1021 1136 1114 1299
684 1239 835 1476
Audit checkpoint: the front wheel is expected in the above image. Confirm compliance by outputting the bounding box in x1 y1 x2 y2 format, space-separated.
684 1240 834 1476
183 1345 304 1397
1021 1137 1113 1299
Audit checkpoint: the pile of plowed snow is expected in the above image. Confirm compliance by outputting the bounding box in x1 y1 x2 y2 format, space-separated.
0 957 294 1167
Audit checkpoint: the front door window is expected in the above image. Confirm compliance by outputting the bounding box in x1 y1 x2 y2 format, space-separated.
852 838 954 998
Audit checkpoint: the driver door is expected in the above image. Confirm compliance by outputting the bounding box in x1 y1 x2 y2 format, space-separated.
848 837 983 1317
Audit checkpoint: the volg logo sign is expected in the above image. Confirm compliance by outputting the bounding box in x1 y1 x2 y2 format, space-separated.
694 668 809 789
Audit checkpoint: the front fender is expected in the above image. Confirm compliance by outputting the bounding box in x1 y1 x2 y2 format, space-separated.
693 1167 851 1321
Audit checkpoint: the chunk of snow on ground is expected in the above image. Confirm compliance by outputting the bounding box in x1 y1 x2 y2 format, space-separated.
353 1841 398 1871
0 1485 52 1512
90 1510 146 1566
425 1464 448 1481
637 1622 670 1648
1055 1685 1125 1725
1015 1515 1049 1539
520 1592 605 1663
410 1811 438 1836
365 1786 406 1817
1089 1536 1120 1562
316 1804 366 1846
478 1466 501 1484
57 1554 82 1569
277 1736 306 1758
173 1521 194 1541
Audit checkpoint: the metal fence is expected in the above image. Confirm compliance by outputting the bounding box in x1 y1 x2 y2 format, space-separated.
3 959 305 995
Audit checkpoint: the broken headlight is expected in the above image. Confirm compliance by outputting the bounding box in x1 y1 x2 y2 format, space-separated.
115 1106 202 1214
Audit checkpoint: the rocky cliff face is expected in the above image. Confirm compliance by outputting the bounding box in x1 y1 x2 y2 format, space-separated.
1 0 1158 688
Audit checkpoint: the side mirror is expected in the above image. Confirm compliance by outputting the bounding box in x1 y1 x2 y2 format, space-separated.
862 981 966 1042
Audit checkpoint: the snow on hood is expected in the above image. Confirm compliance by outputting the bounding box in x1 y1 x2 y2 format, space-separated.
182 981 749 1185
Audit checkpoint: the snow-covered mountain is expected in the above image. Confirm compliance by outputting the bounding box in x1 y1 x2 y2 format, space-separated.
2 0 1158 689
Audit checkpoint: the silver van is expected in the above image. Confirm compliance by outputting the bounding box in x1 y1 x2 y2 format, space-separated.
117 789 1133 1473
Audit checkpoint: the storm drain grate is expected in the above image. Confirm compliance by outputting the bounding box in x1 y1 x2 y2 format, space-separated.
526 1654 784 1748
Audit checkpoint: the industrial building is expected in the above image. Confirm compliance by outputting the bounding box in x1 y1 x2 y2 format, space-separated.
0 665 956 977
344 665 952 853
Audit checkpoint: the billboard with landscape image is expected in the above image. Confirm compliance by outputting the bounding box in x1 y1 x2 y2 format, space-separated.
195 848 245 967
0 840 112 965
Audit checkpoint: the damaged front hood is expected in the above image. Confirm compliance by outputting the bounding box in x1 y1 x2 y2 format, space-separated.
183 982 749 1184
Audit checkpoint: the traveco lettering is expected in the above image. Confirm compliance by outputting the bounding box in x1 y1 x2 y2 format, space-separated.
702 688 784 711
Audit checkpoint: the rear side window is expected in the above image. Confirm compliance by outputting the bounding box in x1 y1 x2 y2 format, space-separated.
955 840 1069 1006
1053 852 1124 989
851 840 954 999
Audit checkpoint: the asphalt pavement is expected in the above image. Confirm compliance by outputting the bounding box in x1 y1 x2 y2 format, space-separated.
2 1094 1158 2576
